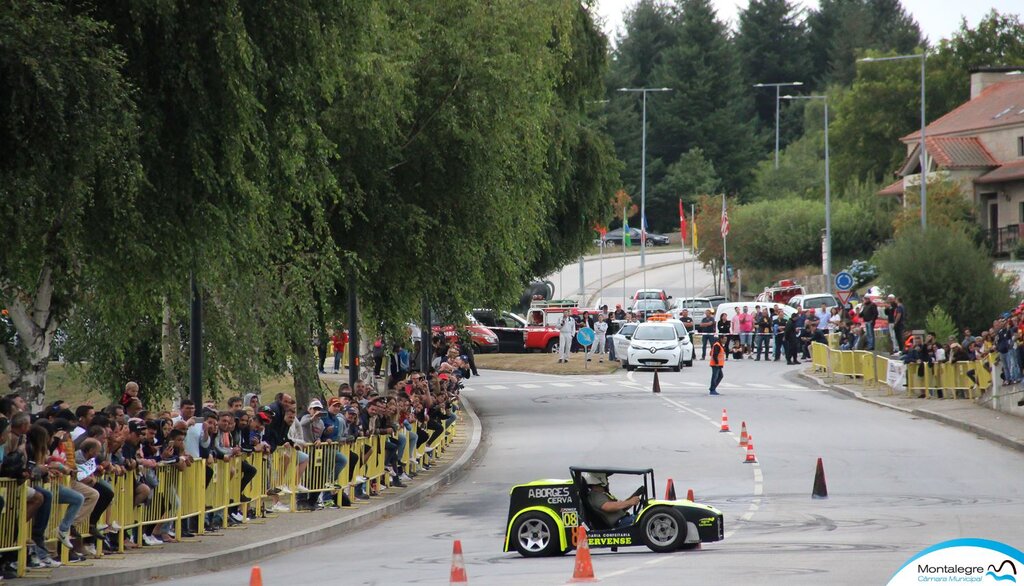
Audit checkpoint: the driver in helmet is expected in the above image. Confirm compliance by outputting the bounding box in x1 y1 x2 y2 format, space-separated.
584 472 642 529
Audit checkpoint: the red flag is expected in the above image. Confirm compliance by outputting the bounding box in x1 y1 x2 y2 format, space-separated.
594 224 607 237
678 199 687 243
720 197 730 238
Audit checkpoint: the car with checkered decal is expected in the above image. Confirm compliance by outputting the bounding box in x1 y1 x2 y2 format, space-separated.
504 467 723 557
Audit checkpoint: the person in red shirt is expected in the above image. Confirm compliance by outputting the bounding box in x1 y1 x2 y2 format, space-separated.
331 328 348 374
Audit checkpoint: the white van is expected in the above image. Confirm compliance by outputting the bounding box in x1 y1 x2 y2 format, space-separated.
714 301 796 324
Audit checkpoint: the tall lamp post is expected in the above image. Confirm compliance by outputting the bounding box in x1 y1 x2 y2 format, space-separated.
753 81 803 169
617 87 672 291
859 52 927 230
782 94 832 294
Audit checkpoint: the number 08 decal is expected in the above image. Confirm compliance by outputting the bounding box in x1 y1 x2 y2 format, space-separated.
562 511 579 528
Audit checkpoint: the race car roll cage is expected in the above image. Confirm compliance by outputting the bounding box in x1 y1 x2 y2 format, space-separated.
569 466 655 530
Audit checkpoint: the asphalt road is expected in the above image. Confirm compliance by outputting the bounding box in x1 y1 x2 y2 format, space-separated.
545 248 699 304
161 362 1024 586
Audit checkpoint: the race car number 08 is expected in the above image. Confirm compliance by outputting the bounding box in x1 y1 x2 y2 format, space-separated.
562 510 579 528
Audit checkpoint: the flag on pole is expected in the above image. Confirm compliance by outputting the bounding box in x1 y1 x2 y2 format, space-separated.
692 206 698 250
623 208 632 247
720 197 730 238
678 199 687 243
641 214 648 247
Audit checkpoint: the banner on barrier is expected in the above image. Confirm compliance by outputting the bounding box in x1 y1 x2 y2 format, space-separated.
886 360 906 392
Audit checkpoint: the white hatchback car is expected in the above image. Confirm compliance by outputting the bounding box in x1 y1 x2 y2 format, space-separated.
625 321 694 372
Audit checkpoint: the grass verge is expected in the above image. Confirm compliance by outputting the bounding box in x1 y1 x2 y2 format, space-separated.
474 352 619 376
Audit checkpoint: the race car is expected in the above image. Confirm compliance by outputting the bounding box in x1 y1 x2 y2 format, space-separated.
504 466 724 557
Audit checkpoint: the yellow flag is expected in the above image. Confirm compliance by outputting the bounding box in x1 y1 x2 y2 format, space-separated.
692 219 698 251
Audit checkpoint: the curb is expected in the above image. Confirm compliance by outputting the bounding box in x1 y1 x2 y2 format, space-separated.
799 371 1024 453
42 397 484 586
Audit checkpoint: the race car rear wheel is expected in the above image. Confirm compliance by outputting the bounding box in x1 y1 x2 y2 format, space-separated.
640 507 687 553
512 512 560 557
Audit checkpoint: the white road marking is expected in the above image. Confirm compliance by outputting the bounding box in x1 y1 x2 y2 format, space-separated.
678 381 702 387
550 383 572 388
485 385 507 390
582 381 606 386
748 383 771 388
517 384 541 389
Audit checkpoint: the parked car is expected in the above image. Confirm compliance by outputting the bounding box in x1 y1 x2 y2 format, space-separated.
630 299 668 320
431 314 500 353
472 308 563 354
706 295 727 308
669 297 713 318
611 321 640 359
633 289 671 303
754 279 805 305
600 227 670 247
787 294 840 312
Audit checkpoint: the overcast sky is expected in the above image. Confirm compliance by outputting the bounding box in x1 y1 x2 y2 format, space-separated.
594 0 1022 45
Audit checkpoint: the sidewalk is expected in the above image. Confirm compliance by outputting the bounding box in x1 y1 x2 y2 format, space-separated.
20 397 482 586
801 369 1024 453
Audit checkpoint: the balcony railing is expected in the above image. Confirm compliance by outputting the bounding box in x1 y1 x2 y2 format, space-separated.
989 224 1022 256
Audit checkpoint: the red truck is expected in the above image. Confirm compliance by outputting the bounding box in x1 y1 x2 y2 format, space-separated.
472 309 561 353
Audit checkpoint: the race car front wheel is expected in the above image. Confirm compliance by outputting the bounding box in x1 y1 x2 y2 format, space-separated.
513 512 561 557
640 507 687 553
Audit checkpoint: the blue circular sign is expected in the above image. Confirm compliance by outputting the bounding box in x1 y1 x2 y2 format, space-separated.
834 271 854 291
576 327 595 346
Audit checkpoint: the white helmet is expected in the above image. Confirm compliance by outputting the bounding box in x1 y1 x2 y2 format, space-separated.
582 472 608 486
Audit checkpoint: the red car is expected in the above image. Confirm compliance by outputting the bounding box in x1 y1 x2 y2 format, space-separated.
431 315 499 353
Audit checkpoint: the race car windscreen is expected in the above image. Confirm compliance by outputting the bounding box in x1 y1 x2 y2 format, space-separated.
633 326 676 341
632 300 667 311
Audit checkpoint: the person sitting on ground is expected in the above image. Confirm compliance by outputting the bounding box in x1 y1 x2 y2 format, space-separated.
583 472 641 529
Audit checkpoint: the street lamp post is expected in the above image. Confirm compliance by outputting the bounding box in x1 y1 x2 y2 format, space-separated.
782 94 831 294
859 53 927 230
617 87 672 291
753 81 804 169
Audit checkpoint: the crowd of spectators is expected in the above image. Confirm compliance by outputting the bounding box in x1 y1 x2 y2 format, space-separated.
0 339 465 579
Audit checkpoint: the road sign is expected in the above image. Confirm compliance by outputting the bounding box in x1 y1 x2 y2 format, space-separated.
834 271 854 292
576 327 595 347
836 289 854 305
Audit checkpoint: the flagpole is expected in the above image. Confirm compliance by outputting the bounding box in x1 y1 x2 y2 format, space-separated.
599 235 604 308
722 193 730 300
691 203 696 297
679 199 687 298
623 206 628 308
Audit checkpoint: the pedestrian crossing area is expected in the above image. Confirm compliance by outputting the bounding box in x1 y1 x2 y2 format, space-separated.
477 379 822 392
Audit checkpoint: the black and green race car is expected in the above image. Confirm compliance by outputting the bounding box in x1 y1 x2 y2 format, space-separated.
503 466 724 557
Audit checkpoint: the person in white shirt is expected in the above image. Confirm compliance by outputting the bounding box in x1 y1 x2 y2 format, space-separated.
70 405 95 441
557 310 576 364
590 314 608 363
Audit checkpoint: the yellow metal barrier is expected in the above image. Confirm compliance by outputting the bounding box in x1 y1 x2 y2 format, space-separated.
7 419 459 568
0 478 28 577
810 342 829 374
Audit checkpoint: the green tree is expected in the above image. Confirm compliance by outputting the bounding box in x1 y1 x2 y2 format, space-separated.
649 0 760 197
737 0 811 135
874 229 1014 331
0 1 141 406
925 306 958 342
807 0 923 87
744 100 827 202
649 148 720 221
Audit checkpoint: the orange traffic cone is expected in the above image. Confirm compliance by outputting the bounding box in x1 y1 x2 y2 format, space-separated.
570 526 596 582
665 478 677 500
250 566 263 586
812 457 828 499
738 421 748 448
652 370 661 393
719 408 730 432
686 488 695 501
743 434 757 464
450 540 468 584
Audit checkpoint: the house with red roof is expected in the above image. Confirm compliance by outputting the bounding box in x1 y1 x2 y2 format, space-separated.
880 67 1024 254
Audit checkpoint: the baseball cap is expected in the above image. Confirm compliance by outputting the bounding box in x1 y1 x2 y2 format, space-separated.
256 411 272 424
327 397 342 408
308 399 324 411
128 419 146 434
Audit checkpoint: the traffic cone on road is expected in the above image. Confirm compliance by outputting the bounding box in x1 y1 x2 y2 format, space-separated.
812 457 828 499
450 540 468 584
652 370 661 393
570 526 597 582
719 409 730 432
665 478 677 500
743 435 757 463
249 566 263 586
738 421 748 448
686 488 695 502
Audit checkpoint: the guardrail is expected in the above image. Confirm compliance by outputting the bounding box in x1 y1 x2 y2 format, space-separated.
0 419 458 577
810 342 993 400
